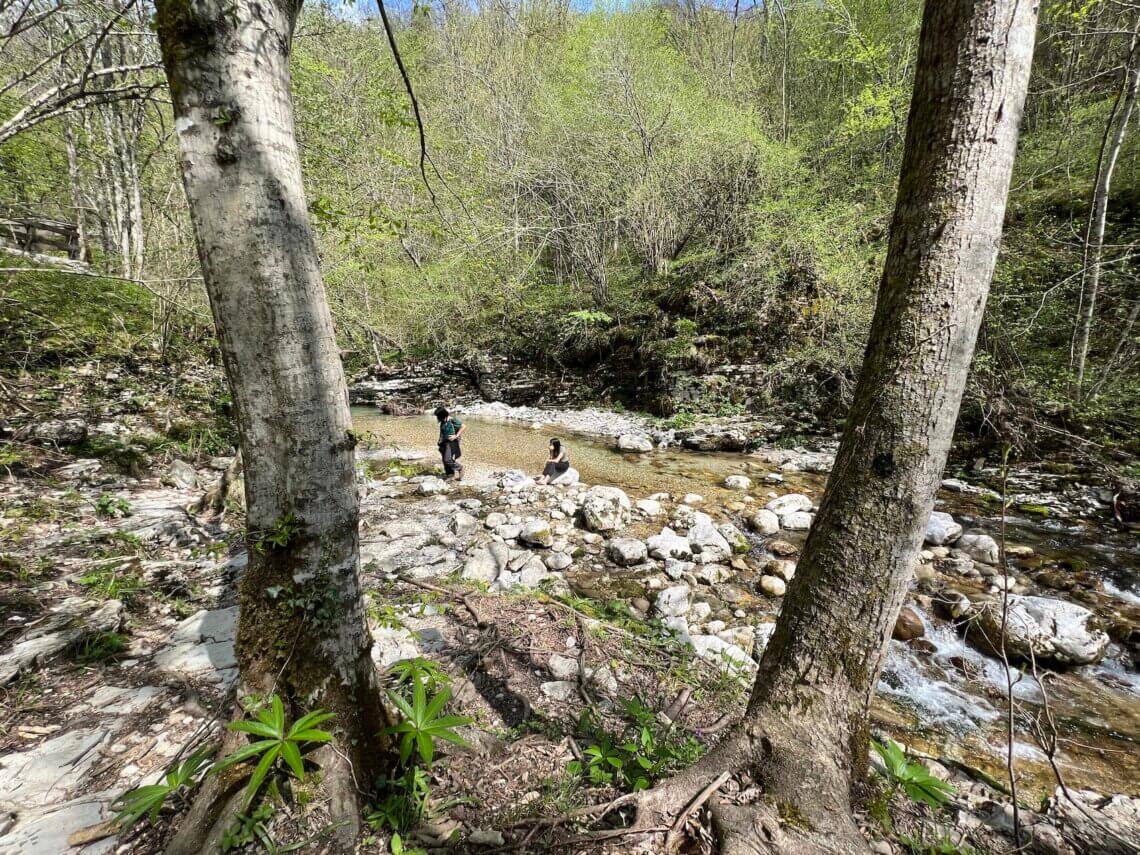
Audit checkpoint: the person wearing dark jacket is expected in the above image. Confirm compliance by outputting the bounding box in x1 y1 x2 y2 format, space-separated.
536 438 569 484
434 406 466 480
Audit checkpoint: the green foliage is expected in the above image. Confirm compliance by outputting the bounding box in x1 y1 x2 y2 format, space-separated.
94 492 132 518
385 670 471 767
212 695 334 810
567 696 704 792
251 514 301 554
369 660 472 838
78 563 145 604
71 630 128 663
872 738 955 809
113 748 213 829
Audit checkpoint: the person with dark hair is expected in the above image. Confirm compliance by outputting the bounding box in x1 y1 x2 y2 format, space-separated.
434 406 466 480
536 437 569 484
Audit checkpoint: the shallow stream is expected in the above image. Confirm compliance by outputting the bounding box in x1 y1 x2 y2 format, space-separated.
353 408 1140 797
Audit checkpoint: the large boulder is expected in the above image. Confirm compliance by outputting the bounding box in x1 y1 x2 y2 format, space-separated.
580 486 631 532
166 459 198 490
972 596 1109 665
765 493 813 517
617 434 654 453
925 511 962 546
780 511 813 531
716 522 750 554
655 584 692 618
957 531 1000 565
607 537 648 566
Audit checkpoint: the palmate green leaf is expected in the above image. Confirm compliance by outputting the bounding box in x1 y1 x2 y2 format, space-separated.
289 710 335 737
230 718 282 739
288 728 333 743
416 731 433 765
387 690 416 722
280 740 305 780
114 784 173 827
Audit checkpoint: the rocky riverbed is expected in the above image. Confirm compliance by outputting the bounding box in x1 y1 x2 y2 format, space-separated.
2 405 1138 854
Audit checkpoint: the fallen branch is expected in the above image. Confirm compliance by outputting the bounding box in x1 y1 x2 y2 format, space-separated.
664 770 731 852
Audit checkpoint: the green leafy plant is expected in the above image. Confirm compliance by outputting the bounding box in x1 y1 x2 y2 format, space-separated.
568 697 704 792
212 694 334 809
78 562 145 604
251 513 301 553
385 669 471 766
113 748 213 828
72 630 128 663
93 492 132 518
873 738 955 809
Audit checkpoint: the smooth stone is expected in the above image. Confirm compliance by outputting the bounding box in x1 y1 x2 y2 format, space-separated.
760 576 786 597
747 509 780 535
606 537 648 566
765 493 813 516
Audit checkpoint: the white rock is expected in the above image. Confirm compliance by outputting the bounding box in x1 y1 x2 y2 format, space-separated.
519 518 554 548
682 493 704 505
635 498 663 517
484 512 507 529
417 477 450 495
617 434 654 453
723 475 752 491
550 467 580 486
925 511 963 546
648 527 693 560
451 512 478 536
765 493 813 516
760 576 787 597
540 681 577 702
688 635 755 675
957 531 1000 565
545 552 573 571
747 509 780 535
166 459 198 490
664 558 695 580
780 511 813 530
688 522 732 562
606 537 648 566
655 584 692 618
581 486 631 532
462 543 510 584
974 595 1109 665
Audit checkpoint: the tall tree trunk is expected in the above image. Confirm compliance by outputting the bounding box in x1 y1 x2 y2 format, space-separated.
636 1 1037 851
1071 17 1140 400
153 0 391 851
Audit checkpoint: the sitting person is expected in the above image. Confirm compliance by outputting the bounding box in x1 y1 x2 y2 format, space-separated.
536 438 570 484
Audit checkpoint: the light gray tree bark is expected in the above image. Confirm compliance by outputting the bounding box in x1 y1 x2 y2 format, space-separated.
633 1 1038 852
1071 17 1140 399
153 0 390 850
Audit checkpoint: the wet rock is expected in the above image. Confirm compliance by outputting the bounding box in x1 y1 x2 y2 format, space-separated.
765 493 812 516
617 434 653 453
607 537 648 566
655 584 692 617
893 607 924 641
519 518 553 548
648 527 693 561
764 559 796 582
767 539 799 557
747 509 780 535
972 595 1109 666
957 531 999 565
780 511 812 530
925 511 963 546
760 576 786 597
580 486 631 532
716 522 750 554
723 475 752 491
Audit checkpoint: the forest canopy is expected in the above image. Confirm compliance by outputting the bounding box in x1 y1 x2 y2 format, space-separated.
2 0 1138 456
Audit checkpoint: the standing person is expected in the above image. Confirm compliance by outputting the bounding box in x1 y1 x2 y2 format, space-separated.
434 406 465 481
536 438 570 484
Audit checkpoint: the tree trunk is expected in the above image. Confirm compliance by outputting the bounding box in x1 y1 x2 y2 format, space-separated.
636 1 1038 851
1071 18 1140 400
153 0 391 850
